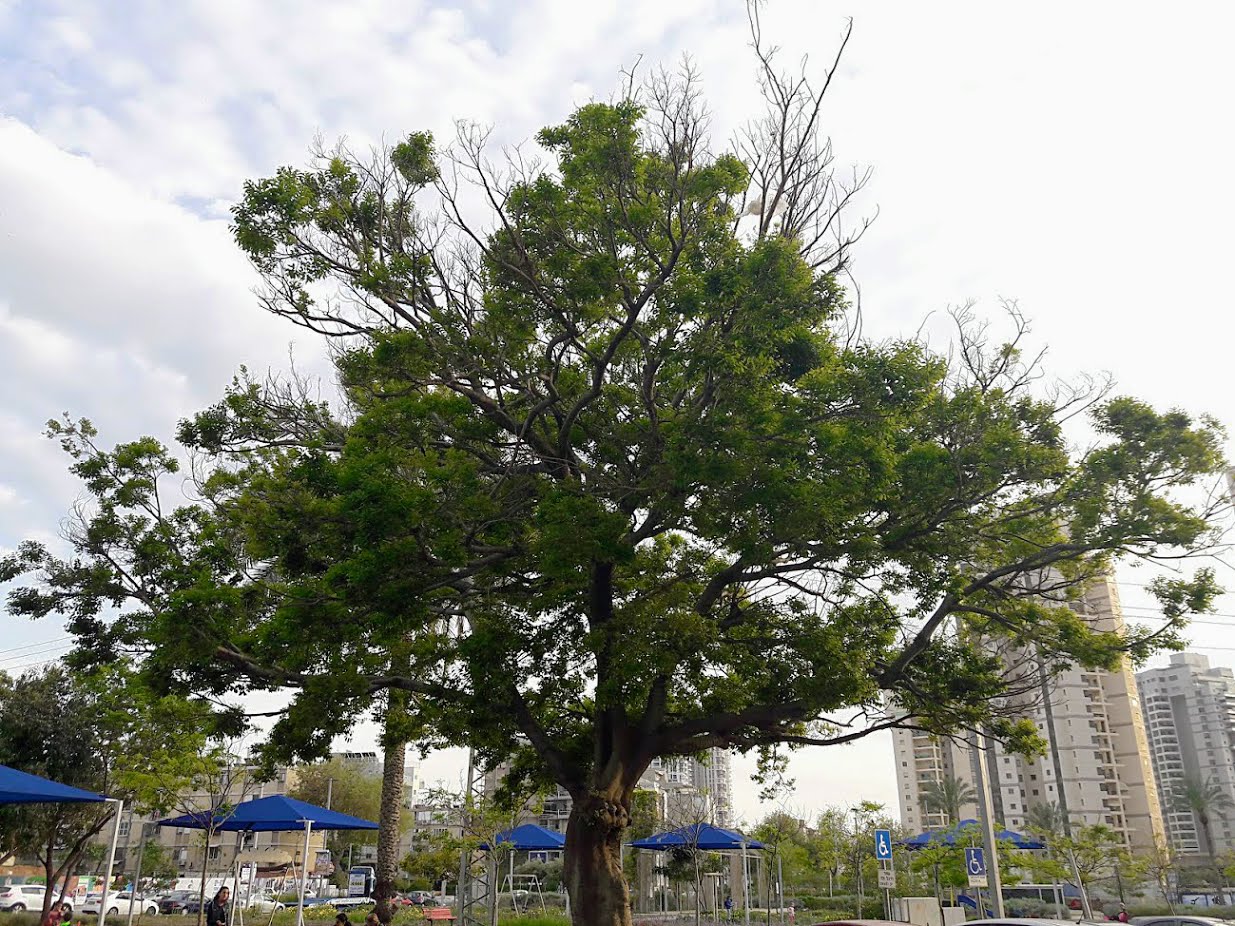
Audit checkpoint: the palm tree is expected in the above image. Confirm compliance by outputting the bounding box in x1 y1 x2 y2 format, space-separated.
1024 801 1067 839
921 775 977 825
1172 776 1234 872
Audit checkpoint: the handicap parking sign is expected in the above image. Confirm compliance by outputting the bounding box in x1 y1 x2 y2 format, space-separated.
965 847 987 886
874 829 893 860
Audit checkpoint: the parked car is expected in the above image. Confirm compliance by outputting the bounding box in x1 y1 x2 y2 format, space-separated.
1132 918 1235 926
82 892 160 917
0 885 53 913
404 891 434 906
158 891 197 915
244 893 285 913
302 897 374 911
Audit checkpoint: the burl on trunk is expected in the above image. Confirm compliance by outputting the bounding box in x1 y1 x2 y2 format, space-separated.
563 791 633 926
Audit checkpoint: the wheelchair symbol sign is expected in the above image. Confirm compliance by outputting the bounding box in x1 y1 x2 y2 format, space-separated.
965 847 987 885
874 829 892 860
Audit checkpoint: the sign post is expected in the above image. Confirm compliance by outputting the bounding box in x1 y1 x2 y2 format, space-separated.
874 830 894 919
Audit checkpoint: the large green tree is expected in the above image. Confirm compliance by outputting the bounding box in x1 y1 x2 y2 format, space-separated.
3 21 1227 926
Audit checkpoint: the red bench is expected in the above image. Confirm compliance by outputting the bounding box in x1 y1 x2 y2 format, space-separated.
423 909 454 922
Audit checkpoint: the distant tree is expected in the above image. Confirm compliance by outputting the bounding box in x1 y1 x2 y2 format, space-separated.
138 841 180 890
1171 776 1234 876
807 807 851 898
121 738 252 926
920 775 977 826
1022 822 1143 915
1024 801 1068 838
0 664 214 917
753 812 810 920
400 843 459 893
288 756 383 877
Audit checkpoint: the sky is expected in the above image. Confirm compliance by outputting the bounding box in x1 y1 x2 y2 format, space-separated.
2 1 1235 828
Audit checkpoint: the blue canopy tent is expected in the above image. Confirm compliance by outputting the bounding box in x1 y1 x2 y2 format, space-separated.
630 825 765 921
159 795 379 926
900 818 1045 850
629 823 765 852
485 823 565 851
478 824 566 914
0 764 120 926
0 764 106 804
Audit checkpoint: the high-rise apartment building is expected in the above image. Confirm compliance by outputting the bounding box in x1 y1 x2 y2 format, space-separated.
892 579 1165 853
656 748 735 827
1137 652 1235 858
891 729 978 834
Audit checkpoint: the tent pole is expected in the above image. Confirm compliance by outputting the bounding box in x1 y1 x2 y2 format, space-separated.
778 854 784 926
98 799 124 926
232 857 243 926
296 821 313 926
126 824 146 926
741 840 750 926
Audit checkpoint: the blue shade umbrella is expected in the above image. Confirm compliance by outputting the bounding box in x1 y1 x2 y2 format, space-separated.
630 824 764 916
0 763 105 804
158 795 378 926
157 794 379 832
899 818 1045 850
481 823 566 851
628 823 765 851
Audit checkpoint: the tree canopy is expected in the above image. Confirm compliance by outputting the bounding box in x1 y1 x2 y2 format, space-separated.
2 23 1227 926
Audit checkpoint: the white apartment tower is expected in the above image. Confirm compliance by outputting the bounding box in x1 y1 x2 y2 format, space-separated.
657 748 735 827
891 579 1165 853
891 729 978 834
1137 652 1235 857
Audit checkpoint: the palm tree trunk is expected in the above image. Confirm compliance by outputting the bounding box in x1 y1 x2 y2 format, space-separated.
1200 814 1219 888
374 723 406 925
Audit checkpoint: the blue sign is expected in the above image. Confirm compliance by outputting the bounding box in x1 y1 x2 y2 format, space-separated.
874 829 893 860
964 847 986 877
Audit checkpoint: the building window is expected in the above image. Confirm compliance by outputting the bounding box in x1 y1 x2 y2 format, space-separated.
207 846 221 861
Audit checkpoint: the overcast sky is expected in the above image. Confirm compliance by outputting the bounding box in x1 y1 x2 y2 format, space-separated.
3 1 1235 827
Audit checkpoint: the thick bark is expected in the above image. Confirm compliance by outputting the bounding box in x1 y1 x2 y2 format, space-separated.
563 791 633 926
374 735 406 925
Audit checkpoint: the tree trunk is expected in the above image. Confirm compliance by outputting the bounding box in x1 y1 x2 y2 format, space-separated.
42 849 56 917
374 734 406 925
1200 814 1218 887
563 791 632 926
196 832 211 926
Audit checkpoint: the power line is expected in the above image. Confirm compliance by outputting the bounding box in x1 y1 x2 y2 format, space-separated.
0 635 71 658
0 655 70 674
0 641 73 666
